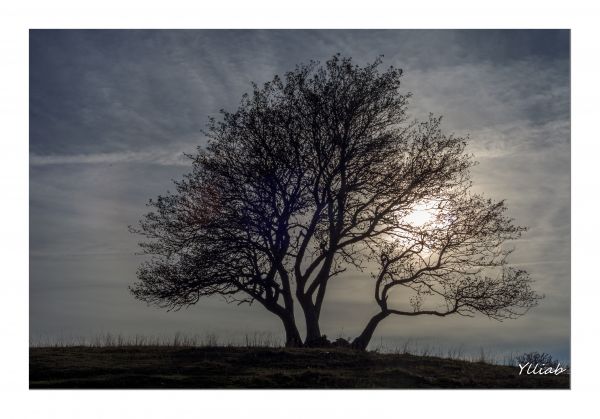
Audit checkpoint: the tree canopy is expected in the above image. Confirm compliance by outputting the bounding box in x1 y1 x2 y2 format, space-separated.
130 54 540 349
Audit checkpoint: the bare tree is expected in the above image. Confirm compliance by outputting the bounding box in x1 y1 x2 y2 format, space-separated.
130 54 540 348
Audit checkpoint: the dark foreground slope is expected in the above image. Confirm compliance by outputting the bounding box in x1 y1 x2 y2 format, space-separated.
30 346 569 389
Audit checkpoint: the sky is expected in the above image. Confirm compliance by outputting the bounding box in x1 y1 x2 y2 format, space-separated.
29 30 570 361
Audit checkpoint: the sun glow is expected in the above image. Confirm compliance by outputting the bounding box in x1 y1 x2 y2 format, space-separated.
403 201 440 228
387 200 447 251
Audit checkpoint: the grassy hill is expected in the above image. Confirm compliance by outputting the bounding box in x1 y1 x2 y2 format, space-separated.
29 346 569 389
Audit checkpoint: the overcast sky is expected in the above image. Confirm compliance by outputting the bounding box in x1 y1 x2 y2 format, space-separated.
29 30 570 360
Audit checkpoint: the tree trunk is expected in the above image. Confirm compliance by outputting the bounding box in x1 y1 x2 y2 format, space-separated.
303 314 322 346
351 311 389 350
281 314 303 348
267 303 302 348
298 297 322 346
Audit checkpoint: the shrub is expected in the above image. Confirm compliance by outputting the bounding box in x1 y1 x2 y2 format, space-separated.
515 351 561 368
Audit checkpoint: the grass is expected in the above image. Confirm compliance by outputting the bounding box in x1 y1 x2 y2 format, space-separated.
29 332 282 349
29 339 570 389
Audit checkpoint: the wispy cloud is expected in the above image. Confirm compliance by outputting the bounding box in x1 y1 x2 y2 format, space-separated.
30 150 193 166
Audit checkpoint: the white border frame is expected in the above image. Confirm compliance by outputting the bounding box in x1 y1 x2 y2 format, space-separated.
2 1 598 418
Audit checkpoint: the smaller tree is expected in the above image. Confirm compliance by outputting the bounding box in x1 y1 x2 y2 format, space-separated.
351 190 540 349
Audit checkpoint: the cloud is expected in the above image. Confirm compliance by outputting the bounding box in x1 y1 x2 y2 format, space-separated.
30 150 193 166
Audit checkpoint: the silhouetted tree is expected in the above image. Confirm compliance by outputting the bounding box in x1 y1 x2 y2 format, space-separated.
130 54 540 348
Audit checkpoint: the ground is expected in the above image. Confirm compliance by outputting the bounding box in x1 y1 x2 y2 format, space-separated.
29 346 569 389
